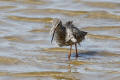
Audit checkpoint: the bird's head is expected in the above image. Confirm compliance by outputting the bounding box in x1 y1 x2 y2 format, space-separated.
50 18 62 34
65 21 73 27
66 21 73 25
50 18 62 43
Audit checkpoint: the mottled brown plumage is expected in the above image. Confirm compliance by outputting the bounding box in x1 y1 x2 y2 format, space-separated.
50 18 87 59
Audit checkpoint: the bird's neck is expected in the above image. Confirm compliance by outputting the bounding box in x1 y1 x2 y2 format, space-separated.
56 25 64 32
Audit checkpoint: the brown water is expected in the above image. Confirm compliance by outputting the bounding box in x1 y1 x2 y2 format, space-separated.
0 0 120 80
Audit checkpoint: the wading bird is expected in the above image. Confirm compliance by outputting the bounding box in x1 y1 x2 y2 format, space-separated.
50 18 87 59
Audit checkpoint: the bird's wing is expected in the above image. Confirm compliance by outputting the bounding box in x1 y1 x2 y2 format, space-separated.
72 27 87 43
65 27 77 42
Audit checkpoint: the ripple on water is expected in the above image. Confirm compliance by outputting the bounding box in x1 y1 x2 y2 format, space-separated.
41 47 75 53
0 56 24 65
84 2 120 9
0 6 16 10
86 11 120 20
29 28 50 33
7 16 53 23
9 9 120 21
82 26 120 31
87 34 120 40
10 71 76 80
0 0 47 5
3 35 48 44
0 0 16 2
9 9 88 16
20 0 47 5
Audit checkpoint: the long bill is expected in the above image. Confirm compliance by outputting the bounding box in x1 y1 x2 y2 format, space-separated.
51 29 56 43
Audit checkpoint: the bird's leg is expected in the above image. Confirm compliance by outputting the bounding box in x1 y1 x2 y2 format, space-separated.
68 45 72 60
75 43 78 57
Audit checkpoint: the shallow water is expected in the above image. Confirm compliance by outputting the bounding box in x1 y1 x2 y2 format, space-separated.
0 0 120 80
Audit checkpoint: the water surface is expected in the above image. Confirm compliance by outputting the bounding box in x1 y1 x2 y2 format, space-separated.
0 0 120 80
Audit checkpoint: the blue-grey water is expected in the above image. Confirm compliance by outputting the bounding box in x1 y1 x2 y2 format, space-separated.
0 0 120 80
